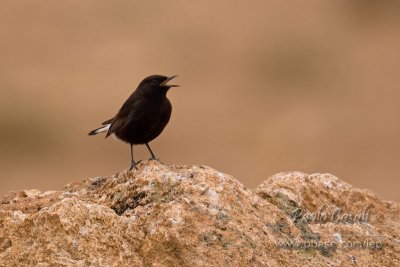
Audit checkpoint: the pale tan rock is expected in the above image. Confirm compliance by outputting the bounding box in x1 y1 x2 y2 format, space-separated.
0 162 399 266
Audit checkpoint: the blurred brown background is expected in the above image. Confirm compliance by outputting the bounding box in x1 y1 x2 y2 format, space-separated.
1 1 399 201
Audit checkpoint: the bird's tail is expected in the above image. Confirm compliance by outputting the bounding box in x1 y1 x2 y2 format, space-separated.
88 124 111 136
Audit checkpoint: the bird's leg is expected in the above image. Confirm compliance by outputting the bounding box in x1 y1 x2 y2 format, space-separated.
145 143 158 161
129 144 138 170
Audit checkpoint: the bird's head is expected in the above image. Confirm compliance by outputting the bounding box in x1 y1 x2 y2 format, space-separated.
136 75 179 97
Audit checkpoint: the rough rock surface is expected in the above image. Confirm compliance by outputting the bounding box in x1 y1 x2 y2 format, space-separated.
0 161 399 266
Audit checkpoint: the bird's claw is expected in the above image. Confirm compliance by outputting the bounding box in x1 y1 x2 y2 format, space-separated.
129 160 142 171
129 166 138 171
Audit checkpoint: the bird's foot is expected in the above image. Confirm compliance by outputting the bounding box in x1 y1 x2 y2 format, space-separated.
149 157 163 165
129 160 142 171
129 165 137 171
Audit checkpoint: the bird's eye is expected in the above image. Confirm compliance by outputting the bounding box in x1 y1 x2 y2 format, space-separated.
152 79 158 85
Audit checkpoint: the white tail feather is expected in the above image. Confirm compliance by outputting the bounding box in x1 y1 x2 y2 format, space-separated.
93 124 111 134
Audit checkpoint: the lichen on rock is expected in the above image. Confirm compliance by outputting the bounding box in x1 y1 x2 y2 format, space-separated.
0 161 399 266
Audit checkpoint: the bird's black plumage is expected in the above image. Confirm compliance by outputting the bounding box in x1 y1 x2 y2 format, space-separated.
89 75 178 170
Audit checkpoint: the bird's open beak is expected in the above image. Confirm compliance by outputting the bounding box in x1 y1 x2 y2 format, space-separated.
162 75 179 87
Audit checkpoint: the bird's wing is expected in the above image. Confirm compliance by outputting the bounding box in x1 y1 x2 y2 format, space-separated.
105 117 125 138
105 96 146 138
102 118 114 125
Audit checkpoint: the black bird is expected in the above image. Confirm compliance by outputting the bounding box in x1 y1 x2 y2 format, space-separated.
88 75 178 170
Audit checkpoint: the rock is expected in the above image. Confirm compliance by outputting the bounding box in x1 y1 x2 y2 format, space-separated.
0 162 399 266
